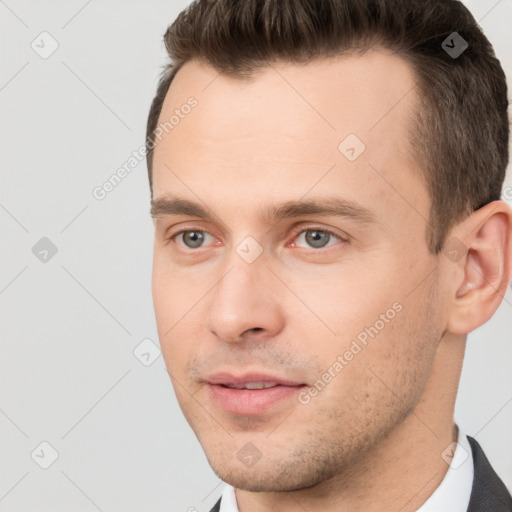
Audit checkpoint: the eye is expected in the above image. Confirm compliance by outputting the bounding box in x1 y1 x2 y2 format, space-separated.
173 230 215 249
293 228 343 249
168 226 346 253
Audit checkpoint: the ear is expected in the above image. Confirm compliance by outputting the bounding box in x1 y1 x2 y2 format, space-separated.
446 200 512 334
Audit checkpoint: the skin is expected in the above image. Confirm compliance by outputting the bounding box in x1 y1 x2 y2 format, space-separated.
150 50 512 511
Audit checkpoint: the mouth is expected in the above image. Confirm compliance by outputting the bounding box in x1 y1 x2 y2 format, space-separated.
205 372 307 415
218 381 284 390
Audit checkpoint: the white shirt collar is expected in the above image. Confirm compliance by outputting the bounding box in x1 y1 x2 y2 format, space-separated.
219 427 474 512
218 481 238 512
417 428 474 512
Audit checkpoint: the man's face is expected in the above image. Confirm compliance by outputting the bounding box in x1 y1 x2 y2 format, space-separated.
151 51 449 491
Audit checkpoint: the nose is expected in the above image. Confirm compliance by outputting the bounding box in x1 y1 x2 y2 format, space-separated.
206 252 285 343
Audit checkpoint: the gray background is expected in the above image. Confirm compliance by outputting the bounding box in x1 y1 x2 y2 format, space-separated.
1 1 511 511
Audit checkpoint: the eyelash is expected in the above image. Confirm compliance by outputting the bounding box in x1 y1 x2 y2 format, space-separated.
168 225 347 251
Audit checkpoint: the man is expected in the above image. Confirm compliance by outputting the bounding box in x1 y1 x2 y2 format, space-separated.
146 0 512 510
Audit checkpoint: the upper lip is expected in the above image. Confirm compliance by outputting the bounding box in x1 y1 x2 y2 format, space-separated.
206 372 306 387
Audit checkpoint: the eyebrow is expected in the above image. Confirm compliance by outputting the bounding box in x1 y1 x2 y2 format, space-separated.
150 196 376 224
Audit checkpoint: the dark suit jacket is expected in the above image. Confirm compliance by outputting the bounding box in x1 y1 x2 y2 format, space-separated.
209 436 512 512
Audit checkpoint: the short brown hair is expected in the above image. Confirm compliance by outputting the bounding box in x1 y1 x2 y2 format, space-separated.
146 0 509 252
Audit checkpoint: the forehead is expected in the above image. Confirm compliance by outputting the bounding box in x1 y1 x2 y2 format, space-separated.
151 51 428 233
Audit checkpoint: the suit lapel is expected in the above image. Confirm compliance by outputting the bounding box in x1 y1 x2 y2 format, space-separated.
209 496 222 512
466 436 512 511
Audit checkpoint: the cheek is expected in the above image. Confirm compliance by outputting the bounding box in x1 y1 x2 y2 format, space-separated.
307 272 437 398
152 261 201 373
313 308 433 435
286 266 396 347
151 251 210 328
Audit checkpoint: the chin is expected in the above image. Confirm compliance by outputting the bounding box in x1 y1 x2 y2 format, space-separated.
204 445 342 493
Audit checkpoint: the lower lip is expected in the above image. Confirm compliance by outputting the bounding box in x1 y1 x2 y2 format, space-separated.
207 384 306 415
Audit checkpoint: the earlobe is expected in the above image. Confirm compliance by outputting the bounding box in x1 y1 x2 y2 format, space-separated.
446 200 512 335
